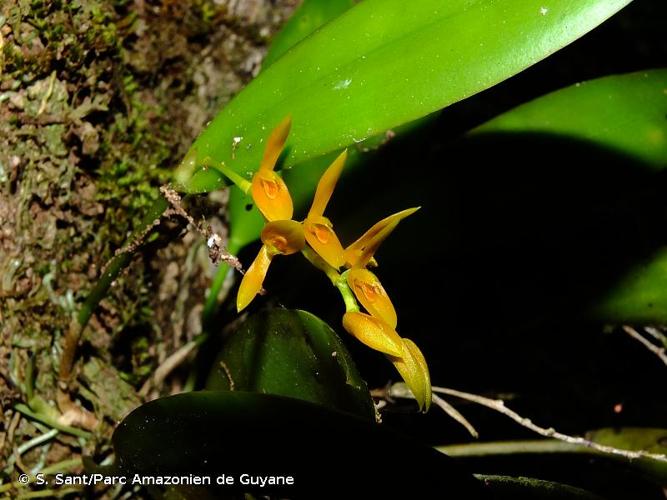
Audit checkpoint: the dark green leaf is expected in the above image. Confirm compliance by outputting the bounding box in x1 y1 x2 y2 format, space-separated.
112 391 483 497
205 309 375 420
586 428 667 484
471 69 667 322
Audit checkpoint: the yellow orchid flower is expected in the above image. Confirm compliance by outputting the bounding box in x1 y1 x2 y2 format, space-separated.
237 220 304 312
346 268 397 328
389 338 432 412
303 150 347 269
250 115 294 221
224 116 431 412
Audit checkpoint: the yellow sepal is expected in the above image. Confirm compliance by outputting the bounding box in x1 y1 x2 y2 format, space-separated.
343 207 420 268
260 115 292 172
308 150 347 219
341 311 403 357
237 245 273 312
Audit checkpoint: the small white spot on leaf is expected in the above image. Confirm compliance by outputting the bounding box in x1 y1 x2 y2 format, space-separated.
334 79 352 90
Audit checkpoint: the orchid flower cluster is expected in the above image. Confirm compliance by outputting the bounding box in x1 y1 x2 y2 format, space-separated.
221 116 431 411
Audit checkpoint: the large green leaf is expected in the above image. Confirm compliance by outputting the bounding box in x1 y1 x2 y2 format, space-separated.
112 391 483 497
174 0 632 192
474 70 667 168
471 70 667 323
262 0 357 70
205 309 375 420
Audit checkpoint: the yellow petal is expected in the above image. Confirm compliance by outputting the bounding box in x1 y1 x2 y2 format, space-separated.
250 170 294 221
261 220 305 255
260 115 292 172
304 215 345 269
343 207 420 268
307 150 347 219
388 338 431 412
237 245 273 312
346 268 397 328
341 312 403 356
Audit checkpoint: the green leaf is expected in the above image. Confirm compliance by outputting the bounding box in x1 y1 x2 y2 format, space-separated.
439 429 667 485
205 309 375 420
175 0 632 192
262 0 357 70
475 475 605 500
470 69 667 323
586 428 667 484
592 248 667 323
112 391 483 497
474 70 667 168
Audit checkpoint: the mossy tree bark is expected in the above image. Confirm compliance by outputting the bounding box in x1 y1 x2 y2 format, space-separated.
0 0 297 482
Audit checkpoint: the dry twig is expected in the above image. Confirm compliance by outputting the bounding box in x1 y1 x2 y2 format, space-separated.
160 185 242 272
385 382 667 463
643 326 667 345
622 325 667 367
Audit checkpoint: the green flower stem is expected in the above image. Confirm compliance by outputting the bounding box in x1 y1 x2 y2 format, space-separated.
301 246 339 284
336 276 360 314
216 162 251 193
301 247 359 313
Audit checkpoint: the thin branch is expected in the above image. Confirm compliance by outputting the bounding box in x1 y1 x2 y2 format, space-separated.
622 325 667 367
386 382 667 463
643 326 667 346
159 185 242 272
431 394 479 439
